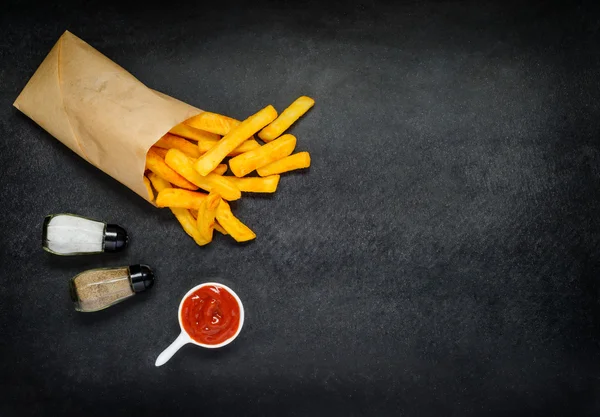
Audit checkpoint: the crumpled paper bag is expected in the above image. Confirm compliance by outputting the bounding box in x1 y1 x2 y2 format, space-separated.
14 30 202 202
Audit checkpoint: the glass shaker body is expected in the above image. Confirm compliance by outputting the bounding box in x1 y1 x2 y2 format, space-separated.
43 213 128 256
70 265 154 312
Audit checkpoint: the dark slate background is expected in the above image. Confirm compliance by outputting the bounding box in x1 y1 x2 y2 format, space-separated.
1 0 599 415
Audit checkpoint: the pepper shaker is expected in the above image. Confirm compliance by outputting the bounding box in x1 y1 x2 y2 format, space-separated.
70 265 154 312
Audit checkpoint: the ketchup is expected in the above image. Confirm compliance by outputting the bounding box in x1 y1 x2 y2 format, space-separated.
180 285 241 345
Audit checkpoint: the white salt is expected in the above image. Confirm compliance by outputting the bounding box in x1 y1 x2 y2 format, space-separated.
44 214 106 255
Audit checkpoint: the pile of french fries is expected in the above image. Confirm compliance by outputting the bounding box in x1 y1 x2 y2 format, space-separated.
144 96 314 246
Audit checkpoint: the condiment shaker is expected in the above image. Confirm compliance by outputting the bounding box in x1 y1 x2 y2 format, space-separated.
70 264 154 312
43 213 128 256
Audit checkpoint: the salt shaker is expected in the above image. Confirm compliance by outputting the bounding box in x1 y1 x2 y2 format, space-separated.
69 264 154 312
43 213 128 256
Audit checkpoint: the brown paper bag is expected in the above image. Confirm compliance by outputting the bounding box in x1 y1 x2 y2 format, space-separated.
13 30 202 202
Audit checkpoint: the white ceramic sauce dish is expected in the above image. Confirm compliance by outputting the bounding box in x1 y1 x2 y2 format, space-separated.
155 282 244 367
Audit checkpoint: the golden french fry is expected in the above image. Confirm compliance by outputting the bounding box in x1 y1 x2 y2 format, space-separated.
147 172 172 192
195 105 278 176
154 133 200 158
227 139 261 156
191 206 228 235
225 175 280 193
145 148 198 190
156 188 208 209
170 123 221 142
216 200 256 242
165 149 241 201
197 138 261 156
257 152 311 176
200 174 241 201
149 172 209 246
191 207 228 235
184 112 241 136
212 164 228 175
170 207 210 246
143 176 154 201
229 134 296 177
258 96 314 141
214 221 228 235
150 146 169 159
196 193 221 242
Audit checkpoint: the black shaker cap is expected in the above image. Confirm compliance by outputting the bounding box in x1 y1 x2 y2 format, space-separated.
129 264 155 293
104 224 128 252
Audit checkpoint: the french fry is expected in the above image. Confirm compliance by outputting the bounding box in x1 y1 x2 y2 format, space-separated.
143 175 154 201
145 148 198 190
194 105 278 176
229 134 296 177
170 207 210 246
258 96 314 141
196 193 221 242
154 133 200 158
191 208 228 235
170 123 221 142
150 146 168 159
156 188 208 209
216 200 256 242
227 139 261 156
184 112 241 136
165 149 241 201
256 152 311 176
212 164 228 175
201 174 241 201
225 175 280 193
214 221 228 235
194 209 228 235
149 172 208 246
197 137 261 156
147 172 172 192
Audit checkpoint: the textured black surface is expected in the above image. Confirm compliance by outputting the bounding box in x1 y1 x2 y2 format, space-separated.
1 1 600 416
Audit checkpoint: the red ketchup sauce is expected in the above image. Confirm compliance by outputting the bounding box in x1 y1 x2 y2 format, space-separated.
180 285 241 345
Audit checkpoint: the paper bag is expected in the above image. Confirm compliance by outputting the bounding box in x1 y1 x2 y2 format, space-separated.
13 30 202 202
